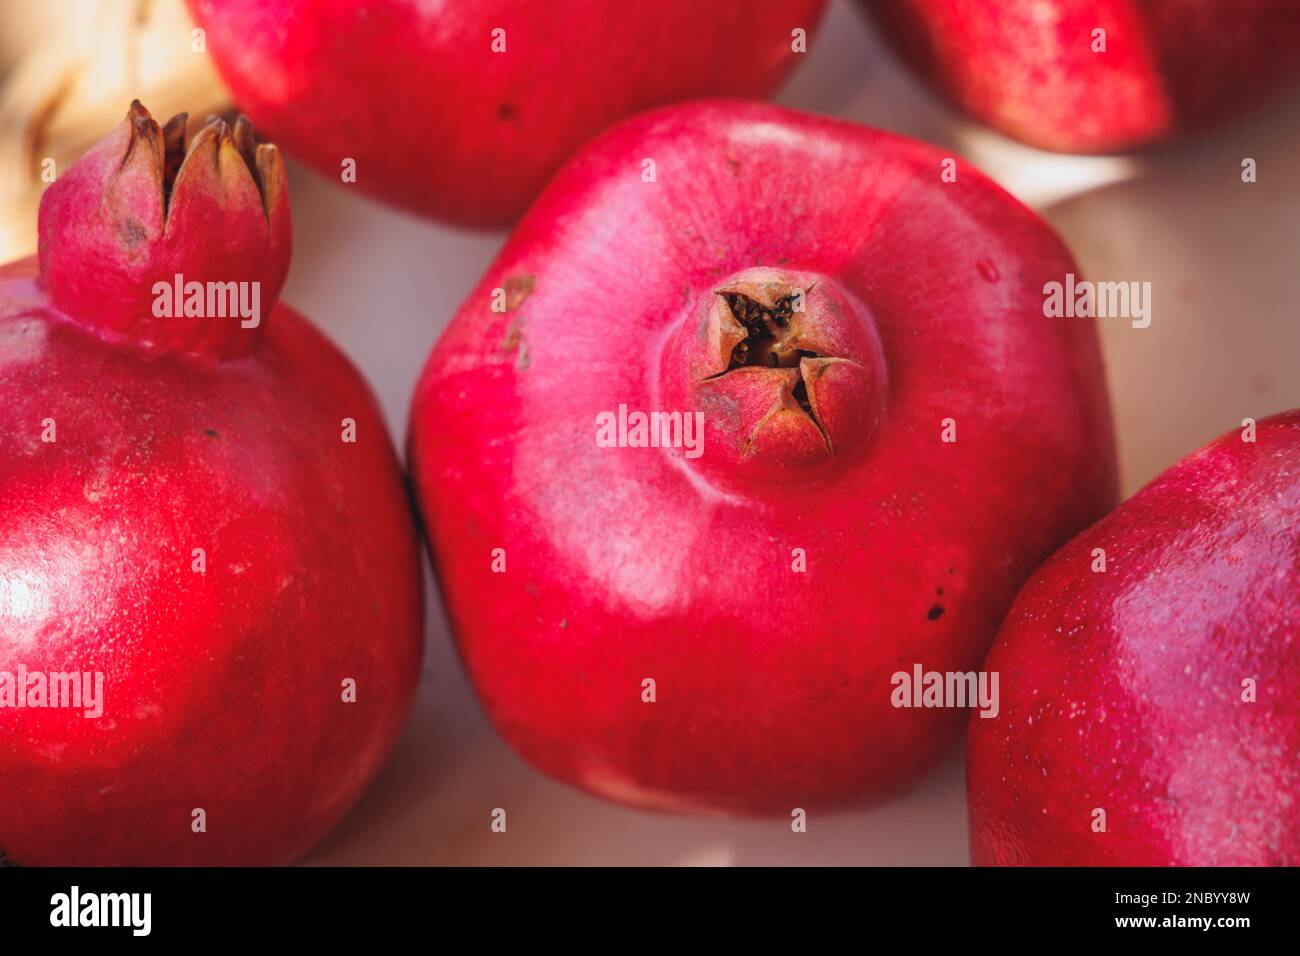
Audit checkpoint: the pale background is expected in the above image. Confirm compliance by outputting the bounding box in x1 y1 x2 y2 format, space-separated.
3 0 1298 865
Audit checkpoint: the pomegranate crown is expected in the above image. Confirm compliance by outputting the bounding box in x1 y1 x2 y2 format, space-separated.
36 100 291 356
658 266 887 488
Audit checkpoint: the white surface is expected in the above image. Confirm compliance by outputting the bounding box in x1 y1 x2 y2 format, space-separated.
289 0 1300 865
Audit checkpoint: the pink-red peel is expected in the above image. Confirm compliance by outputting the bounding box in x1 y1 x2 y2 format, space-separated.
408 100 1118 815
969 412 1300 866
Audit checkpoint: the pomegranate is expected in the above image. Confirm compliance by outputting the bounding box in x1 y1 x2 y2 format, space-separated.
0 103 422 865
969 412 1300 866
408 100 1117 815
866 0 1300 153
185 0 828 228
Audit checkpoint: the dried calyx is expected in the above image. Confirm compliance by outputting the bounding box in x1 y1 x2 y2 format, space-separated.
36 100 291 357
705 286 845 445
143 102 283 223
659 267 888 484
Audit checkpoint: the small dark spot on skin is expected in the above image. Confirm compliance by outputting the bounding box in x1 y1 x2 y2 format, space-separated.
498 102 517 121
927 605 945 621
726 154 741 174
204 429 219 438
947 567 956 575
936 586 944 595
118 217 147 248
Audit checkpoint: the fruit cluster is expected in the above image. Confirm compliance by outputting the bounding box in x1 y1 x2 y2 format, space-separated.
1 0 1296 866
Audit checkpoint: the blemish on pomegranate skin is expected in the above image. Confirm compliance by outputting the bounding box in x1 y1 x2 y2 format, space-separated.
204 428 219 438
497 102 517 121
502 321 521 350
927 604 945 620
118 217 147 248
976 259 999 283
502 318 530 369
503 275 535 311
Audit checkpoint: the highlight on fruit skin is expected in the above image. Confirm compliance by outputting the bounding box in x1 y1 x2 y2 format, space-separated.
0 101 423 866
407 99 1118 816
968 411 1300 866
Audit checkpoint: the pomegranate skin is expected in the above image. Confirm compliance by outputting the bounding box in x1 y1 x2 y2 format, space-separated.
185 0 827 228
0 107 422 866
408 100 1117 815
867 0 1300 153
969 412 1300 866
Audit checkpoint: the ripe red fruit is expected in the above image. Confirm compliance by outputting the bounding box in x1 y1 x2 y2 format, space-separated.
0 103 422 865
867 0 1300 153
408 100 1117 815
969 412 1300 866
185 0 828 228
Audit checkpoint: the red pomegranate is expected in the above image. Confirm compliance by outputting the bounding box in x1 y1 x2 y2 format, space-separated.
866 0 1300 153
186 0 828 228
0 103 422 865
408 100 1117 815
969 412 1300 866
